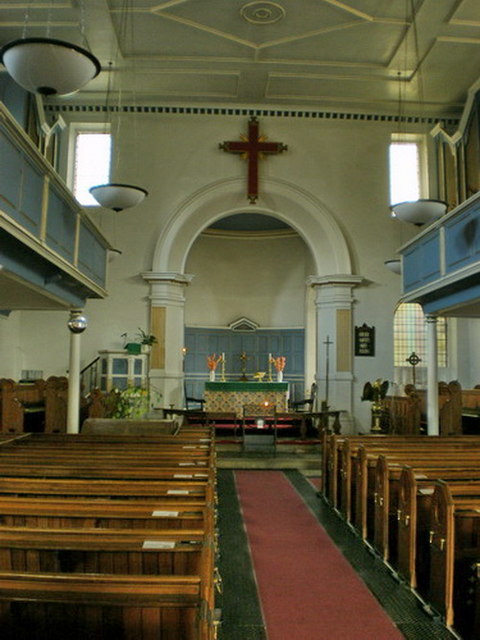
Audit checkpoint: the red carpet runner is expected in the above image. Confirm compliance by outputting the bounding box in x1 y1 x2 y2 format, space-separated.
235 470 404 640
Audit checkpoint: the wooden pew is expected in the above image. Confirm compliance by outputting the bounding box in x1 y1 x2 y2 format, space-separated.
334 437 480 536
0 379 45 434
373 456 480 564
0 431 217 638
0 496 210 531
0 572 210 640
428 481 480 638
397 467 480 592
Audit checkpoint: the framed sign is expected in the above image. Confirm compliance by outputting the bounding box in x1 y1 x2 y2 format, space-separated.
355 323 375 357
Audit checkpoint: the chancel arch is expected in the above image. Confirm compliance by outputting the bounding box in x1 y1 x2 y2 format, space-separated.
143 177 363 425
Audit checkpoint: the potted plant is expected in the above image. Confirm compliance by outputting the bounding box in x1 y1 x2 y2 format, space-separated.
137 328 157 354
121 329 157 355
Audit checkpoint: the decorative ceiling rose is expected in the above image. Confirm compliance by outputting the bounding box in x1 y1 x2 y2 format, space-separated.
89 184 148 212
390 199 448 226
0 37 100 96
384 259 401 274
241 1 285 25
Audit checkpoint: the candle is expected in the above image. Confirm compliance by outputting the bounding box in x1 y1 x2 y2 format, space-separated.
222 352 225 361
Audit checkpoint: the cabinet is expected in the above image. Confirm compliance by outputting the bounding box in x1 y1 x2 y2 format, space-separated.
98 350 148 392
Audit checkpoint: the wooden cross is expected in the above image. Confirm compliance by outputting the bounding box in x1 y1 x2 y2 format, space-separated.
324 336 333 409
219 117 287 204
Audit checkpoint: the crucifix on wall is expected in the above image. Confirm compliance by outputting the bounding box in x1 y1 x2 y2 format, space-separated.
219 117 287 203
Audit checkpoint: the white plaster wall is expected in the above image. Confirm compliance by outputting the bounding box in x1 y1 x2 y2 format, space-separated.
0 312 22 379
184 233 312 328
1 109 460 430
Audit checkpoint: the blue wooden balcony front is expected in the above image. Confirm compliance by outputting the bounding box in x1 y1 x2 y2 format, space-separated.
399 191 480 316
0 102 110 310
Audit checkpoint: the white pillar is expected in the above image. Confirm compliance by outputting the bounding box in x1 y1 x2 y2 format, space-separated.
66 310 87 434
308 275 363 433
426 314 439 436
142 272 194 408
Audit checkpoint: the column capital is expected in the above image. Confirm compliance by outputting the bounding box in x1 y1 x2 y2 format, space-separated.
307 274 364 288
142 272 194 286
142 272 194 307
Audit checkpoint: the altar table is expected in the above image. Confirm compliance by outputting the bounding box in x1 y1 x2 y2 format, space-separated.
204 382 289 418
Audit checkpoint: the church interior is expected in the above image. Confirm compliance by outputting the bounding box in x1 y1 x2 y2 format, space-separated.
1 1 480 638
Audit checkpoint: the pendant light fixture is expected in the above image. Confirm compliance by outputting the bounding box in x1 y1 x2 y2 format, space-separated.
89 1 148 212
384 259 402 274
0 3 100 96
89 183 148 212
389 0 447 227
390 198 447 226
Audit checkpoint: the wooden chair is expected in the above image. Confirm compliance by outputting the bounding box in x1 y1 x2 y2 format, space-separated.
290 382 317 412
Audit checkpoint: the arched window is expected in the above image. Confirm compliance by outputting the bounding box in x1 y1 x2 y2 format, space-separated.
394 303 447 368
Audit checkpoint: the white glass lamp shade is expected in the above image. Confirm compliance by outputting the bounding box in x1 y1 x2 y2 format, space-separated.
89 183 148 211
0 38 100 96
384 259 401 274
390 199 447 226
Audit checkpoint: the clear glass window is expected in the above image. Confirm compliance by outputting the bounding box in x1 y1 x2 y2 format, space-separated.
72 130 111 206
389 140 421 205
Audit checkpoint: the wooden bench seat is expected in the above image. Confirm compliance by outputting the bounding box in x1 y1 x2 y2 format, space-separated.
0 526 208 574
397 470 480 592
0 496 210 531
0 430 217 639
373 456 480 563
0 572 210 639
427 481 480 638
339 439 480 531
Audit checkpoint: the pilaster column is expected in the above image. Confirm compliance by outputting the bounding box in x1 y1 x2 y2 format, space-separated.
425 314 439 436
142 272 194 408
308 275 363 432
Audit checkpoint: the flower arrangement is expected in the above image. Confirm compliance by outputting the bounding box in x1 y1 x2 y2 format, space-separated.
207 353 223 371
270 355 286 372
112 386 150 419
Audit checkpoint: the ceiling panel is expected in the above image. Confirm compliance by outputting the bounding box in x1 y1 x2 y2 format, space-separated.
0 0 478 115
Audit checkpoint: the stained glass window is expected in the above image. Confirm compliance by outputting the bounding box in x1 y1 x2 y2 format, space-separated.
394 303 447 367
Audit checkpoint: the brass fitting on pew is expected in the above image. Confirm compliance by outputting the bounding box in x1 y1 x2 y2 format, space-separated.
214 567 223 594
429 530 445 550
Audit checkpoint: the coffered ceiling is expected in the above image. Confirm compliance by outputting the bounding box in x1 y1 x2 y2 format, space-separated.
1 0 480 117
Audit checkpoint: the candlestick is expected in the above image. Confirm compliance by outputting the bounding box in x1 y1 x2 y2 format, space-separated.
221 352 226 382
268 353 273 382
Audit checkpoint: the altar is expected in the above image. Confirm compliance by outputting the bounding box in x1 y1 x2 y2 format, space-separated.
204 381 289 418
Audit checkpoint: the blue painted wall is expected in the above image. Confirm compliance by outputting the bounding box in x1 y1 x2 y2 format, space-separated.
184 327 305 402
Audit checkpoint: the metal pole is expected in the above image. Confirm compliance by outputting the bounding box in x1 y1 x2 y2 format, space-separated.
66 310 87 434
426 315 439 436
